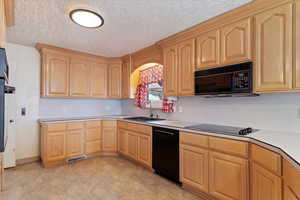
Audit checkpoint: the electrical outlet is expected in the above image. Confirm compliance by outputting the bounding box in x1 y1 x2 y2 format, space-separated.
178 106 183 113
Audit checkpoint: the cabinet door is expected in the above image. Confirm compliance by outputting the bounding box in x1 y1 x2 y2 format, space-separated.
251 162 282 200
295 1 300 89
255 4 293 92
0 0 6 48
86 127 101 142
102 121 117 152
70 58 90 97
67 130 84 157
284 186 299 200
122 62 131 99
138 134 152 167
118 129 128 155
220 18 252 65
90 62 108 98
178 39 195 96
196 30 220 69
128 132 138 160
43 53 70 97
209 151 248 200
163 45 178 97
46 131 66 162
108 64 122 98
180 145 209 193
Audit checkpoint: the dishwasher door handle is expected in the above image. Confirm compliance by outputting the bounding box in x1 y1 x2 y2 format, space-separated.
155 130 175 136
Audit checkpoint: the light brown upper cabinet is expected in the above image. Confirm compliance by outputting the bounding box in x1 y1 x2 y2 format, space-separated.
295 1 300 90
196 30 220 70
220 17 252 65
90 63 108 98
108 64 122 99
122 61 131 99
70 58 90 97
163 45 178 97
177 39 195 96
255 3 293 92
42 52 70 97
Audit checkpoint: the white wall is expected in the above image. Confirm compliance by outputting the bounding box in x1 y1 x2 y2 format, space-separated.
6 43 122 160
122 93 300 132
6 43 40 160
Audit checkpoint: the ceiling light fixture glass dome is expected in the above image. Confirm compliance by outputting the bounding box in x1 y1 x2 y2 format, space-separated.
69 9 104 28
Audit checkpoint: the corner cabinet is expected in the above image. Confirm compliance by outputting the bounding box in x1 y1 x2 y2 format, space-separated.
196 30 220 70
220 17 252 65
163 45 178 97
254 3 293 92
122 61 131 99
102 120 117 153
41 52 70 97
108 64 122 99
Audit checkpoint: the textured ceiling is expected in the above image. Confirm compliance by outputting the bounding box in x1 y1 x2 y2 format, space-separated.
7 0 252 57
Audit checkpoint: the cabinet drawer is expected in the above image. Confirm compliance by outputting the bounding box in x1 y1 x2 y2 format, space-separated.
283 159 300 198
67 122 84 130
102 120 117 127
86 121 101 128
86 128 101 141
180 132 208 148
118 121 152 135
85 140 101 154
251 144 281 176
209 137 248 157
47 123 66 132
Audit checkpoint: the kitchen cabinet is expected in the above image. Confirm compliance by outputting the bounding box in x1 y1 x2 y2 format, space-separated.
220 17 252 65
196 30 220 70
255 3 293 92
108 64 122 98
0 0 6 48
44 129 66 163
251 162 282 200
85 121 101 154
42 52 70 97
102 120 117 153
138 133 152 167
209 151 248 200
177 39 195 96
127 132 139 160
90 63 108 98
163 45 178 97
70 58 90 97
118 129 128 155
283 159 300 200
295 1 300 90
66 129 84 157
180 144 209 193
122 61 131 99
118 121 152 168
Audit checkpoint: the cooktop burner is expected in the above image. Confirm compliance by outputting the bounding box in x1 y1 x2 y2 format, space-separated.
185 124 258 136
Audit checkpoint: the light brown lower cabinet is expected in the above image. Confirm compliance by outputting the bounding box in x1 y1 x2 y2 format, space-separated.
85 121 102 154
101 120 117 153
66 129 84 157
117 121 152 168
209 151 248 200
251 162 282 200
180 144 209 193
284 186 299 200
283 159 300 200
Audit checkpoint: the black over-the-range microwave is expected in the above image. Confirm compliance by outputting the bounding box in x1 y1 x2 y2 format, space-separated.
195 62 257 97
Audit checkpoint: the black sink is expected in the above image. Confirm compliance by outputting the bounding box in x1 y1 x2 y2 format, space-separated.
125 116 165 122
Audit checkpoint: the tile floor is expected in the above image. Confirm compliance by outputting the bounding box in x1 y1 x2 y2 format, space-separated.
0 157 202 200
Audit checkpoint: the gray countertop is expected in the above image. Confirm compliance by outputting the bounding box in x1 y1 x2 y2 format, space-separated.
39 115 300 170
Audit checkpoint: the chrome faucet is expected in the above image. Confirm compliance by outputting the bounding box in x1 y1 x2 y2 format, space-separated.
148 100 154 118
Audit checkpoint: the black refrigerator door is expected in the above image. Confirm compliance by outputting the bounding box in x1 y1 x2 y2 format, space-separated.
0 79 4 152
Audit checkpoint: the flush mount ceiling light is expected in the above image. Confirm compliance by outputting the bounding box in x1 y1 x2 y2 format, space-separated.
69 9 104 28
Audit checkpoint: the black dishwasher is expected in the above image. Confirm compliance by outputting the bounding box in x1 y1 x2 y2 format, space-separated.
153 127 180 184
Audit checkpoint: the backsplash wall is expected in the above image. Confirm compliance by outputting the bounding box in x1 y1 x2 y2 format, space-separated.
39 98 122 118
122 93 300 132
